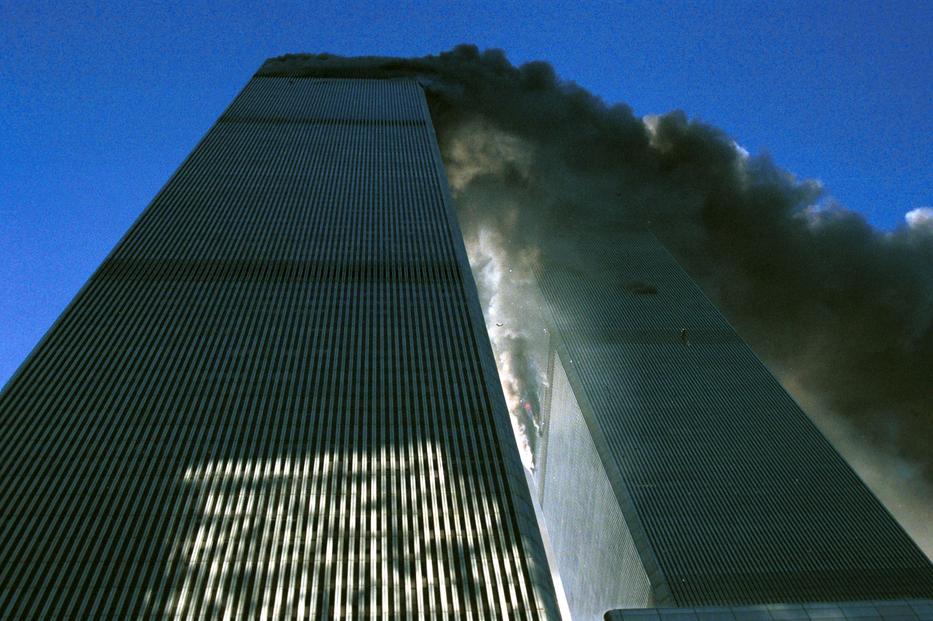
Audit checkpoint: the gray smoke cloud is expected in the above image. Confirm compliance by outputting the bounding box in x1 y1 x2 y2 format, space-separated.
261 46 933 555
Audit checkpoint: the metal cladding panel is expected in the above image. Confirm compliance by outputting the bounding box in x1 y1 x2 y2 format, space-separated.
604 599 933 621
0 77 558 619
536 231 933 606
540 352 653 620
605 599 933 621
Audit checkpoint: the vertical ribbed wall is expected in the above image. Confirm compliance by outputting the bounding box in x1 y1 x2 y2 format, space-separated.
606 599 933 621
535 231 933 606
539 352 653 621
0 77 558 619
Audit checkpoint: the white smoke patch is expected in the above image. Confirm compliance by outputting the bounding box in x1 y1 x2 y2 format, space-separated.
443 119 532 193
647 115 749 160
465 227 549 471
906 207 933 230
642 115 662 150
797 195 839 228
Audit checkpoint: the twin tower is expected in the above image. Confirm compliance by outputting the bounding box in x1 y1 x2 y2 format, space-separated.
1 57 931 620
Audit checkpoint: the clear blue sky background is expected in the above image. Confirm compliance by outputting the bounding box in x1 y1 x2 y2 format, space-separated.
1 1 931 386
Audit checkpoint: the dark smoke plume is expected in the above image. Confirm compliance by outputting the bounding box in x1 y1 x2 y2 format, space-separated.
261 46 933 554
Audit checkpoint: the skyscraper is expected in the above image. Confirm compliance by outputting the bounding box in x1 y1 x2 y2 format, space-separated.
0 73 559 618
4 53 933 621
531 231 933 619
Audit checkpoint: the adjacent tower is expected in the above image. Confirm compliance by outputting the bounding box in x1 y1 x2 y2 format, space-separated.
531 231 933 620
0 74 559 618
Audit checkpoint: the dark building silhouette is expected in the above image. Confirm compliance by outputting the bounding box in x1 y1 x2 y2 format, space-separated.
0 75 559 619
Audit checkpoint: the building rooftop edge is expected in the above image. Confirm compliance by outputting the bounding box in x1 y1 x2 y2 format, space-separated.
605 598 933 621
256 53 431 79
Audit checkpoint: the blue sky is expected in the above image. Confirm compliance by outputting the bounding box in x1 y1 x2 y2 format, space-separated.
1 0 931 385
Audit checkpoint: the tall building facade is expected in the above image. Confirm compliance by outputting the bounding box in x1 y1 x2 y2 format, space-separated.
531 231 933 619
4 53 933 621
0 75 559 618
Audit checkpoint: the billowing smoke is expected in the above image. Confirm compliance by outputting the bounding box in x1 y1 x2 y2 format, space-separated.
444 122 551 470
262 47 933 555
467 226 546 469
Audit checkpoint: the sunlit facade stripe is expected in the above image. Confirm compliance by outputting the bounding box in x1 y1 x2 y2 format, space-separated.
0 77 558 619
